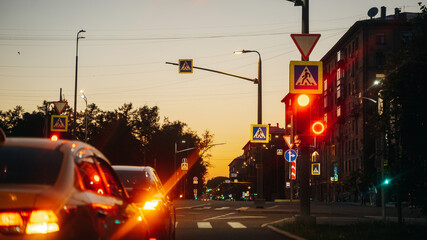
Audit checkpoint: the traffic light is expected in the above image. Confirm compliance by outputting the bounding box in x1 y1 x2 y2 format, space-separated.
383 178 390 185
312 121 325 135
295 94 311 134
50 134 59 141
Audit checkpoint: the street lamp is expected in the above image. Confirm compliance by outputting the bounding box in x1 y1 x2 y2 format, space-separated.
80 90 88 142
73 29 86 139
234 49 264 202
233 50 262 124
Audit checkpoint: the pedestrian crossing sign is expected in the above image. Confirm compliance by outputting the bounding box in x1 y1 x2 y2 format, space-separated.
179 59 193 73
181 162 189 171
290 61 323 94
250 124 269 143
311 163 320 175
50 115 68 132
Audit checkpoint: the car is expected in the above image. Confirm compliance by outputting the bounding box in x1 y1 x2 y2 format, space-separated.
0 132 149 240
113 165 176 240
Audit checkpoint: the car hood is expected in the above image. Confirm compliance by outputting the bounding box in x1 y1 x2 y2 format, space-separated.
0 184 61 210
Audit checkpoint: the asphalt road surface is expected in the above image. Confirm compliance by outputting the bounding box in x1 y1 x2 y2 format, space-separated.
174 200 292 240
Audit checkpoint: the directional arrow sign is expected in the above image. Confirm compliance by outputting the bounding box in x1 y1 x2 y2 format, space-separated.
284 149 298 162
291 34 321 61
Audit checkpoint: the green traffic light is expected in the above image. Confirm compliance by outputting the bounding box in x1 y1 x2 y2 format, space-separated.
384 179 390 185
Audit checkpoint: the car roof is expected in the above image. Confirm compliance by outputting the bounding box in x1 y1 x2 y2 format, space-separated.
1 137 109 163
113 165 153 172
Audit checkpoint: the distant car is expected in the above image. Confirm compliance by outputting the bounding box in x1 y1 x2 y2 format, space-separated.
0 133 149 240
113 166 176 240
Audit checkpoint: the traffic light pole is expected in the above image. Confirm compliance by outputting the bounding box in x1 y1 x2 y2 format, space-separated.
295 0 313 221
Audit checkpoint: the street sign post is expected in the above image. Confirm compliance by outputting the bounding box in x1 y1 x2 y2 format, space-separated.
250 124 269 143
53 101 67 114
50 115 68 132
181 162 188 171
290 34 321 61
284 149 298 162
290 61 323 94
311 163 320 175
179 59 193 73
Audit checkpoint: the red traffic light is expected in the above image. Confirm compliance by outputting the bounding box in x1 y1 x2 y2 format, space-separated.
297 94 310 107
312 121 325 135
50 135 59 141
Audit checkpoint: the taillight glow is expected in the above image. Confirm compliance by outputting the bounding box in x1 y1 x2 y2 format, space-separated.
26 210 59 234
0 212 23 226
143 200 160 210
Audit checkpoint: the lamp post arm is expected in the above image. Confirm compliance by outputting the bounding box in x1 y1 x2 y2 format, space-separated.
165 62 257 83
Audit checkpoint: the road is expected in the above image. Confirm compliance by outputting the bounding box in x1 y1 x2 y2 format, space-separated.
172 199 427 240
174 200 291 240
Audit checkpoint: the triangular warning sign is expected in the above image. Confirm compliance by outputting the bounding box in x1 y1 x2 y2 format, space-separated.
53 118 65 129
181 62 191 71
253 127 266 139
313 166 319 174
53 101 67 114
283 135 294 149
291 34 320 60
295 66 317 86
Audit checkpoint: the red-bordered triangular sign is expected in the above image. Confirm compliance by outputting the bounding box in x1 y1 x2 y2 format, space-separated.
283 135 294 149
53 101 67 114
291 34 321 60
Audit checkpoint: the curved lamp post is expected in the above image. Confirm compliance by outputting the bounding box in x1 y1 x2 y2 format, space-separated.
234 49 264 202
73 29 86 139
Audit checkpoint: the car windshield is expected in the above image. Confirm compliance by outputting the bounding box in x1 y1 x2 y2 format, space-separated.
0 146 63 185
115 169 153 190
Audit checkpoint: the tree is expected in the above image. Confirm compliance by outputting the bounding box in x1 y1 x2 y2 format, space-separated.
381 4 427 215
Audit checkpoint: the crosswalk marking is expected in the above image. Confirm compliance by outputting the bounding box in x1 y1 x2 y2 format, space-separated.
176 221 248 229
235 207 249 211
227 222 247 229
197 222 213 229
214 207 230 210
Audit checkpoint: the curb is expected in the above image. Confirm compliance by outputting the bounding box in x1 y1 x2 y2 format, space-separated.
267 225 306 240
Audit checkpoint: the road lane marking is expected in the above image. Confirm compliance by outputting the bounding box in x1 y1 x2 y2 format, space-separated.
235 207 249 211
203 212 235 221
197 222 213 229
227 222 247 229
214 207 230 210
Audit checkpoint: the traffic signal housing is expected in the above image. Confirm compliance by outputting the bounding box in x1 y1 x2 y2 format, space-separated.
312 121 325 135
295 94 311 135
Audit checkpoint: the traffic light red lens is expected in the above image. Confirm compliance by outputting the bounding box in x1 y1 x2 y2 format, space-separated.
312 122 325 134
297 94 310 107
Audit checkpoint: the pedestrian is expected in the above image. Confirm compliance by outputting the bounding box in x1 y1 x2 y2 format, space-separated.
369 183 377 206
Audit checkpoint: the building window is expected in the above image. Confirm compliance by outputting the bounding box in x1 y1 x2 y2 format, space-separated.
337 85 341 99
324 79 328 91
376 33 385 45
337 105 341 117
324 113 328 123
376 52 386 68
324 95 328 108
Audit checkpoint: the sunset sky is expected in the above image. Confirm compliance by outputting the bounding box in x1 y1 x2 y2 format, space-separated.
0 0 422 179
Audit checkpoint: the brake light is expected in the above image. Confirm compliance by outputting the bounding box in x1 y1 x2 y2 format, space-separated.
0 212 23 226
26 210 59 234
143 200 161 210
